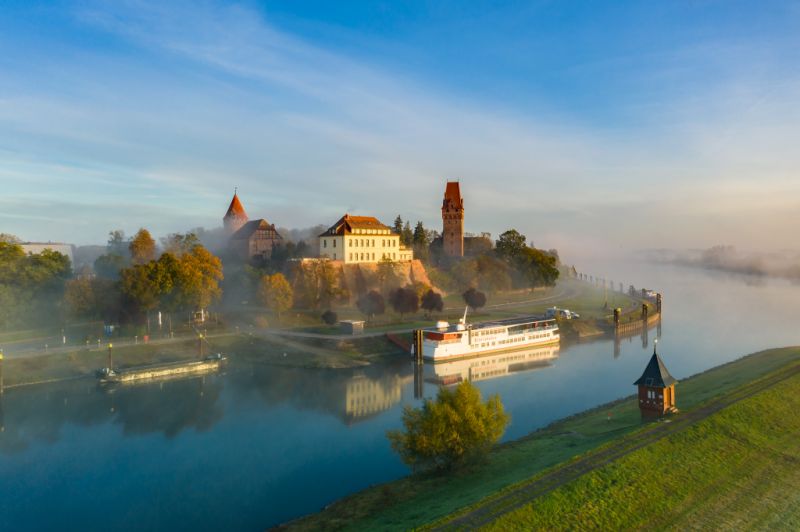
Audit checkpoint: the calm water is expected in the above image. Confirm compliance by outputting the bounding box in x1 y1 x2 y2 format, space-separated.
2 260 800 530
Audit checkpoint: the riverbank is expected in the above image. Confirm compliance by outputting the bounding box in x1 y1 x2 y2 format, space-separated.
282 346 800 530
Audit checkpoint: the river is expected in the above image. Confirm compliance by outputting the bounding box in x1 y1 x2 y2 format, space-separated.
1 259 799 530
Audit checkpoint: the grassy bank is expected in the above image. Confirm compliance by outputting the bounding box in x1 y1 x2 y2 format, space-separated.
284 346 800 530
479 362 800 530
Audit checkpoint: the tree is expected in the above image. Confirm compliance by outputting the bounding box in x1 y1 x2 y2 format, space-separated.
258 273 294 320
412 221 431 262
0 233 20 244
389 286 419 317
120 261 167 322
160 232 200 256
517 248 559 287
402 221 414 247
172 244 224 311
94 253 127 280
387 380 509 472
495 229 527 262
376 258 403 293
357 290 385 320
107 230 128 256
463 287 487 310
393 215 403 235
475 254 512 293
421 290 444 316
321 309 338 325
129 228 156 265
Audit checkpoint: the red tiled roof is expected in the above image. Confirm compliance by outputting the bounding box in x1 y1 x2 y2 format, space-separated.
225 193 248 219
231 219 282 240
443 181 463 210
320 214 391 236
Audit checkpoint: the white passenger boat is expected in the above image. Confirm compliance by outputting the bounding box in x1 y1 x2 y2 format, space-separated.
420 309 560 362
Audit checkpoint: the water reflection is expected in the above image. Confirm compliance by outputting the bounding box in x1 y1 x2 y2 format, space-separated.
423 345 560 386
0 376 225 454
241 363 412 425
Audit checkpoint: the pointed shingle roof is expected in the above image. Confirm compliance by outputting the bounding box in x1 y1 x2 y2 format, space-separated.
634 351 677 388
224 193 247 219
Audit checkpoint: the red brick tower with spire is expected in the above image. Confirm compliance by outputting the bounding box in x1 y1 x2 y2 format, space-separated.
223 189 249 235
442 181 464 257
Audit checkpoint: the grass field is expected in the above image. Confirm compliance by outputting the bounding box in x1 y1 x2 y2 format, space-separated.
479 366 800 530
284 347 800 531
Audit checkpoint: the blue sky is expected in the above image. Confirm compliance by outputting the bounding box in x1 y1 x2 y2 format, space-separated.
2 1 800 258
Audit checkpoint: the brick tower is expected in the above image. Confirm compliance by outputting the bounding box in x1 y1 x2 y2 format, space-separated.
441 181 464 257
223 190 249 235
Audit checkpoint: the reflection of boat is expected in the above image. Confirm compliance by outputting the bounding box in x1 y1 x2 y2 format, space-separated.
97 354 226 385
424 345 560 385
421 309 559 361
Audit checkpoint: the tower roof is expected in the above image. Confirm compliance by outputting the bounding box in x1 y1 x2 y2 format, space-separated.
224 193 247 219
443 181 463 210
634 351 677 388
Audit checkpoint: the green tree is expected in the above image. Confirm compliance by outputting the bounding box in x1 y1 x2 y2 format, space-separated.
321 309 338 325
160 232 200 256
376 258 403 293
463 287 487 310
357 290 385 320
517 247 559 287
258 273 294 320
402 221 414 247
107 230 128 256
495 229 527 261
0 233 20 244
393 215 403 235
129 228 156 265
421 289 444 317
388 286 419 317
387 380 509 472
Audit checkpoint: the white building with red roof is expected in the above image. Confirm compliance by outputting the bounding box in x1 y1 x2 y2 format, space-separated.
319 214 413 264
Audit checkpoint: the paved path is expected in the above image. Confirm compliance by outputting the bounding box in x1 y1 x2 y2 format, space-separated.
433 362 800 530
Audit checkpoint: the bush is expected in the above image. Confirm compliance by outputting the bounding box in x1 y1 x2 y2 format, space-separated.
321 309 338 325
387 380 509 472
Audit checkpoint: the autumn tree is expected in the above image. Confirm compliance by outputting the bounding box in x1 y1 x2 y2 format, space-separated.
387 380 509 472
160 232 200 256
258 273 294 320
376 258 403 294
129 228 156 265
357 290 385 321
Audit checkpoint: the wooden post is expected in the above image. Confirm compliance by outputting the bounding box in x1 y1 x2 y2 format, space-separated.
613 308 621 329
656 293 662 313
642 303 648 321
413 329 424 363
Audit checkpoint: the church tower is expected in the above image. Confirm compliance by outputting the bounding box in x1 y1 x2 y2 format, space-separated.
442 181 464 257
223 190 249 235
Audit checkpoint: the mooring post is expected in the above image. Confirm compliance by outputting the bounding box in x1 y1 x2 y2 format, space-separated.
0 349 4 395
613 308 621 329
642 303 648 321
107 343 113 371
413 329 424 363
656 293 662 313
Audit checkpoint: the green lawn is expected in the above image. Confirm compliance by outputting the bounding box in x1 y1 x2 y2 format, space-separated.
285 347 800 531
481 366 800 530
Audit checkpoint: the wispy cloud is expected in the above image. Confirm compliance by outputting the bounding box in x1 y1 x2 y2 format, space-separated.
1 1 799 256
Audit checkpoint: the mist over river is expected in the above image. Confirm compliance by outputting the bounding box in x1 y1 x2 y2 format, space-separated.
2 259 799 530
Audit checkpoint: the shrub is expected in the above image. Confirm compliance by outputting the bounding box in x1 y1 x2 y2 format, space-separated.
387 380 509 472
321 309 338 325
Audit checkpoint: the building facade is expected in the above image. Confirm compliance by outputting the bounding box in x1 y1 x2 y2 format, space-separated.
441 181 464 257
223 192 283 260
319 214 413 263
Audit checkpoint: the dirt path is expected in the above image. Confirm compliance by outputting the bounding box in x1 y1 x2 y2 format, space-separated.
433 362 800 531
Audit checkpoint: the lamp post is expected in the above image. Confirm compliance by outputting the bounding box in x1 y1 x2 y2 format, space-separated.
107 343 113 372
